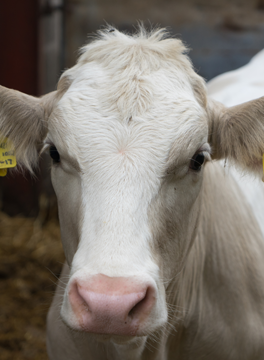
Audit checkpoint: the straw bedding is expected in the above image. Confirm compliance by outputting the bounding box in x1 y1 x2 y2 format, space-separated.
0 208 64 360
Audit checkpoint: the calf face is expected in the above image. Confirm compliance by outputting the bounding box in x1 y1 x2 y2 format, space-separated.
47 41 210 336
1 28 264 341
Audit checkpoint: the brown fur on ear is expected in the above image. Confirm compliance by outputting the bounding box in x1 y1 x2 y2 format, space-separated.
208 96 264 174
57 75 72 98
40 75 72 120
0 85 47 172
190 73 207 109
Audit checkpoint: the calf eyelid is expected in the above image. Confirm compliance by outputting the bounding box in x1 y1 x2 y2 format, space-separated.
165 150 211 177
42 139 82 172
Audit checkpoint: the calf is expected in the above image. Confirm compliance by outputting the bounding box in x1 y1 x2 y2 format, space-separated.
1 28 264 360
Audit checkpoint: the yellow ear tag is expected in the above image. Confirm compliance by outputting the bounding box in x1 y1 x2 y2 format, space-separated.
0 168 7 176
0 137 17 176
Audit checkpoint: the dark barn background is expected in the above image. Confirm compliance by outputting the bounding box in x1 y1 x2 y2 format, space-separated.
1 0 264 358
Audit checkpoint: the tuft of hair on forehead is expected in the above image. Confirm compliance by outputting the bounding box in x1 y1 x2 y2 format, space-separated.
77 25 207 113
79 26 187 67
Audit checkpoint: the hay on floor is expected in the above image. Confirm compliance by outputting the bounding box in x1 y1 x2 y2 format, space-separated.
0 209 64 360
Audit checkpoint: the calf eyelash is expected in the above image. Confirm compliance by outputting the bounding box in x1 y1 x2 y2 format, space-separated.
40 142 50 156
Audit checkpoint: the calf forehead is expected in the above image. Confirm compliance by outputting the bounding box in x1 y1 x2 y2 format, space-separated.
52 62 207 175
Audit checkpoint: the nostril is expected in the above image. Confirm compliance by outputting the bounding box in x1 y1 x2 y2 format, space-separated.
128 297 146 318
128 287 154 319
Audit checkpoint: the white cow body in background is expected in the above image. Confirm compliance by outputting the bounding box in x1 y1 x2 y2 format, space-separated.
1 28 264 360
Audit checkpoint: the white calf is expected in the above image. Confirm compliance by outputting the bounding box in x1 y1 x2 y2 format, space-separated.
1 28 264 360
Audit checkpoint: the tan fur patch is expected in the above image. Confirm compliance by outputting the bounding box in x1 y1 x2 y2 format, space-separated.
208 96 264 175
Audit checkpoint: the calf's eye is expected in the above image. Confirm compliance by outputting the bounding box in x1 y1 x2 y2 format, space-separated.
49 146 60 163
189 153 205 172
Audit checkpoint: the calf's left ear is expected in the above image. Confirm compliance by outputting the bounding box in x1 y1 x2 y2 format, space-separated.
208 96 264 175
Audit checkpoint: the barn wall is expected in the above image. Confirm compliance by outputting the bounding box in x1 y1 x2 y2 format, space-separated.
64 0 264 80
0 0 64 216
0 0 40 216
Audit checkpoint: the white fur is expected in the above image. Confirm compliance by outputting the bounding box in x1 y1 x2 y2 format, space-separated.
52 55 208 333
47 29 211 358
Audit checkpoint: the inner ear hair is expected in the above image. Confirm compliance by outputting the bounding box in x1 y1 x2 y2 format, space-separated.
208 96 264 174
0 85 49 171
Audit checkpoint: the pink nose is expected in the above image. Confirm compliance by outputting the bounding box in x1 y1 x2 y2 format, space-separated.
68 274 156 336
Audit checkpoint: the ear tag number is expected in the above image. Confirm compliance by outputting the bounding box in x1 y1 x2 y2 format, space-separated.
0 137 17 176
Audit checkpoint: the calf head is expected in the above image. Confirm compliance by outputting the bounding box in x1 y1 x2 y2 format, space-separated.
1 28 264 341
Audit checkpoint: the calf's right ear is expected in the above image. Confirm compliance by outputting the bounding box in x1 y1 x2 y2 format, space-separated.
0 85 54 172
208 96 264 176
